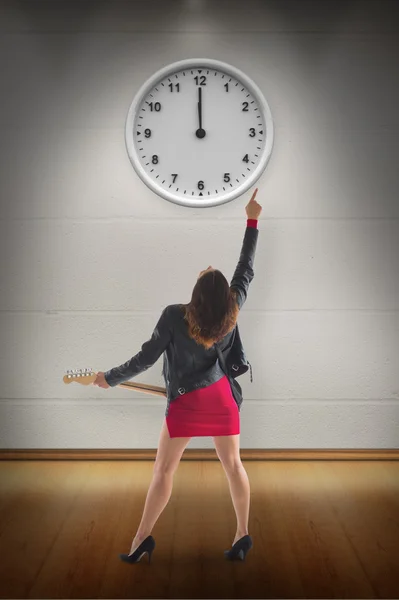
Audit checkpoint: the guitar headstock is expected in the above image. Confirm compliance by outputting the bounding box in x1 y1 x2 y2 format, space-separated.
63 368 97 385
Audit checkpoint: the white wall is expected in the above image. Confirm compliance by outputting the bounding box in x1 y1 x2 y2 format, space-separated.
0 0 398 449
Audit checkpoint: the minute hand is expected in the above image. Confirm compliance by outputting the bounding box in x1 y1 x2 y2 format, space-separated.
196 87 206 139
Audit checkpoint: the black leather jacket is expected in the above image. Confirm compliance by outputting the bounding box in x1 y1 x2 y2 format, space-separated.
104 224 259 416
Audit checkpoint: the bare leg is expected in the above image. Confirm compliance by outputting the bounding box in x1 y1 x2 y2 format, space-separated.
129 471 174 554
129 419 191 555
224 464 250 545
213 433 250 546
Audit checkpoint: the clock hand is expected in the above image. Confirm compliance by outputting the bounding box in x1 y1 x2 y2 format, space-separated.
196 86 206 139
198 87 202 129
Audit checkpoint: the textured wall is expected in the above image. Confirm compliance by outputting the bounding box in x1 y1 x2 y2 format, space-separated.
0 0 398 448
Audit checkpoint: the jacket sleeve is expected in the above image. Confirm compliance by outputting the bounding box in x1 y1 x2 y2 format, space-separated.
230 225 259 310
103 306 172 387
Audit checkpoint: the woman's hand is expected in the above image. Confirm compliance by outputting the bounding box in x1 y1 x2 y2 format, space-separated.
93 371 110 389
245 187 262 219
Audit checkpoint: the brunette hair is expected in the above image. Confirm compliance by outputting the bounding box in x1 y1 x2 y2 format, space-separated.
181 269 239 349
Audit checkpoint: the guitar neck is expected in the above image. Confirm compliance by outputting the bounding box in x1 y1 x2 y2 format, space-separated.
117 381 167 398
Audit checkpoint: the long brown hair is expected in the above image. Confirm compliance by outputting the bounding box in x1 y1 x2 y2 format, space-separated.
181 269 240 349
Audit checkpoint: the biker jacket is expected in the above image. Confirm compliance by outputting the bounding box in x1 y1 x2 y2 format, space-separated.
104 223 259 417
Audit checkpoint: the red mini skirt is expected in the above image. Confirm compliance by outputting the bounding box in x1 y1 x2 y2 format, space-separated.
165 374 240 438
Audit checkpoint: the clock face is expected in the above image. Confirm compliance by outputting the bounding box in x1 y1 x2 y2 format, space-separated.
125 58 274 208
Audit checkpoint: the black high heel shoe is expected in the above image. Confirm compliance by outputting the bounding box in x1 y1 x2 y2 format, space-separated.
224 534 253 561
119 535 155 564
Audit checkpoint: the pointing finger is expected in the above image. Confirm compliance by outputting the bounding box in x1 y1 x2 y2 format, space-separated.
250 188 258 202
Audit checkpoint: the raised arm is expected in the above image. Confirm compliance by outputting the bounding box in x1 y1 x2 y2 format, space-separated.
230 188 262 309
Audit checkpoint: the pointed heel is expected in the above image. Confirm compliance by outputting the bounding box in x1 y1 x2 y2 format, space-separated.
119 535 155 564
224 534 252 561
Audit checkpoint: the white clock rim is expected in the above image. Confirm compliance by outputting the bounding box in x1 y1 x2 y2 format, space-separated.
125 58 274 208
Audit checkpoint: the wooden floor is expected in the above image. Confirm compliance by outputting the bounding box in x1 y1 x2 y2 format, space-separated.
0 459 398 599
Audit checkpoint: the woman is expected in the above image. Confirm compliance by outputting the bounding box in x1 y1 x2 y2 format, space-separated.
93 187 262 563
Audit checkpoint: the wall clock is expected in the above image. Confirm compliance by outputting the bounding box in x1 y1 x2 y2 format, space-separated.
125 58 274 208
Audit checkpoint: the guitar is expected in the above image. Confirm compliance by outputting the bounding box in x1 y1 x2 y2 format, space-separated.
63 368 167 398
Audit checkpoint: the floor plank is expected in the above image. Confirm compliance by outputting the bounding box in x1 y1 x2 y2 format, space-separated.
0 460 398 598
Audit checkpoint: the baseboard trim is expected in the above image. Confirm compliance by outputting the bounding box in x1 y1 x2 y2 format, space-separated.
1 449 398 460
